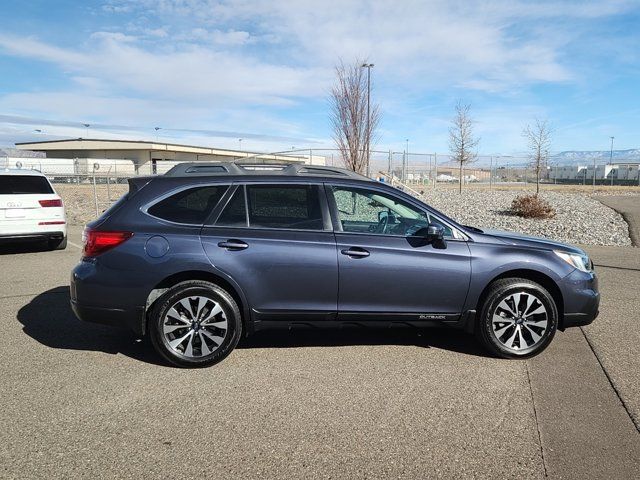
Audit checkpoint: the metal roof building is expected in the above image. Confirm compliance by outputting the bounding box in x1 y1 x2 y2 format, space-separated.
15 138 324 174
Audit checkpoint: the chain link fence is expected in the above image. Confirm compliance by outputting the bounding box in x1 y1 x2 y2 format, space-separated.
3 151 639 226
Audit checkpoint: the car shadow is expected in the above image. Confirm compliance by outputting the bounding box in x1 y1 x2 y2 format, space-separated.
238 326 486 356
18 286 488 365
17 286 164 366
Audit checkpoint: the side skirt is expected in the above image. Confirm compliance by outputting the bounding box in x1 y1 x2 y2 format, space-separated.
251 309 477 332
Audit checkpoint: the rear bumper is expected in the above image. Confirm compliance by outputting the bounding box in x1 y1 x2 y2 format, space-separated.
70 260 146 335
0 231 65 243
70 299 145 336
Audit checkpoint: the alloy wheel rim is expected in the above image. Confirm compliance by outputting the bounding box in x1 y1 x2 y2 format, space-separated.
162 296 228 358
491 291 548 352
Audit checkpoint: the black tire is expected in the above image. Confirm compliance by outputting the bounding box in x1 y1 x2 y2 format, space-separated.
149 280 242 368
476 278 558 359
48 236 67 250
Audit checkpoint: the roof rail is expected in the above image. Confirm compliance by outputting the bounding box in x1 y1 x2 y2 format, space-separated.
164 162 241 176
163 161 370 180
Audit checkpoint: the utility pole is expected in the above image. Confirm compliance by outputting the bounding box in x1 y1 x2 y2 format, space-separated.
388 149 392 176
361 63 374 177
609 136 615 186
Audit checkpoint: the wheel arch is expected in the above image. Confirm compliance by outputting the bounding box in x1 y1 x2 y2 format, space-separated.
476 269 565 329
144 270 251 336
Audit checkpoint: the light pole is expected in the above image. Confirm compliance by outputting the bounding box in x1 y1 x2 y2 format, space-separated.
239 138 243 151
609 136 615 186
155 127 161 142
361 63 374 177
405 139 409 183
83 123 90 138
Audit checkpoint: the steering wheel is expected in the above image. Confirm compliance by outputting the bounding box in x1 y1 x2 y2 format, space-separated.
375 214 389 234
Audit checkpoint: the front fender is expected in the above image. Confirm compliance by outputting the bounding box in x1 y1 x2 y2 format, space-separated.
464 242 573 312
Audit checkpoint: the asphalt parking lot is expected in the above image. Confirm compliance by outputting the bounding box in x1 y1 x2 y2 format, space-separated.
1 225 639 479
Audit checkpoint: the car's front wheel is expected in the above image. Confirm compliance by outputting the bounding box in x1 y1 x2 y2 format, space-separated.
149 280 242 367
476 278 558 358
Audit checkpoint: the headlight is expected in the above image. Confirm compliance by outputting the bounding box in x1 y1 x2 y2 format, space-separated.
554 250 592 272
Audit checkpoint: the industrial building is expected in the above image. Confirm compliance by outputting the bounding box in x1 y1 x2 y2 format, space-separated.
549 162 640 184
12 138 325 176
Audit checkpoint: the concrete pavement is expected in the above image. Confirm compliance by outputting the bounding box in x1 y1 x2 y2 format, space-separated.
0 226 638 479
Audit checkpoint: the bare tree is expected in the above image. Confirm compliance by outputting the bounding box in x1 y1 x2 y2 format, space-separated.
448 100 479 193
523 119 552 194
329 60 380 174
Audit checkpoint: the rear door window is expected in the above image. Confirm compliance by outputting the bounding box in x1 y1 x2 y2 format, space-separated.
147 185 228 224
245 184 324 230
0 175 53 194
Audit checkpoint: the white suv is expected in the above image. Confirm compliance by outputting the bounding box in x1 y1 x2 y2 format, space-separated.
0 169 67 250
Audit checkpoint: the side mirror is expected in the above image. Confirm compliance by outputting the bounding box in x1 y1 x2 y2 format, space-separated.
411 223 447 248
426 224 445 241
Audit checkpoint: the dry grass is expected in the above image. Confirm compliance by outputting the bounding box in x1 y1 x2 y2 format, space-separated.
510 194 556 219
55 183 127 226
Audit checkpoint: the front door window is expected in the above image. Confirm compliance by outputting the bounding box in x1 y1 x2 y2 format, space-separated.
330 185 452 237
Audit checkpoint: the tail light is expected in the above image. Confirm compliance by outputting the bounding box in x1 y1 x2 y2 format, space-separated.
82 228 133 257
39 199 63 208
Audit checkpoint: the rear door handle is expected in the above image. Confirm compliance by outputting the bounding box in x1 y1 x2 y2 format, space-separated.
341 247 370 258
217 239 249 251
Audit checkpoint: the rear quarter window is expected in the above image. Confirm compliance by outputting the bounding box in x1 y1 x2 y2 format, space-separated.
147 185 228 224
0 175 53 194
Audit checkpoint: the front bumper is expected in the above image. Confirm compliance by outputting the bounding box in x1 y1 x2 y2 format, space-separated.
560 269 600 329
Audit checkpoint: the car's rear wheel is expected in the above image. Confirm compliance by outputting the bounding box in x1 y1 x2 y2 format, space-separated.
149 280 242 368
476 278 558 359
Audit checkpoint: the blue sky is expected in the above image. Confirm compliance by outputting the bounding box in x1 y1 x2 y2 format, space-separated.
0 0 638 157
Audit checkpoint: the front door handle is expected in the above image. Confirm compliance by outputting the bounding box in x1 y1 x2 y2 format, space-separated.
341 247 370 258
217 239 249 251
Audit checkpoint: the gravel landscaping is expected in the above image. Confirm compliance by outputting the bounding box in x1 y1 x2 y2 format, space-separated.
420 190 632 246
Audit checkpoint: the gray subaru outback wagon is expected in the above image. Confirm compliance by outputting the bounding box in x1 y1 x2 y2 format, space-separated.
71 163 599 367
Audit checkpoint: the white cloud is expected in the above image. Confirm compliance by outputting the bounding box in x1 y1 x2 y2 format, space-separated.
89 31 137 43
1 0 637 151
0 33 329 106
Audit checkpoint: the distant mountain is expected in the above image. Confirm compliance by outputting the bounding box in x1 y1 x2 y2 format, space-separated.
0 147 45 158
552 149 640 164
